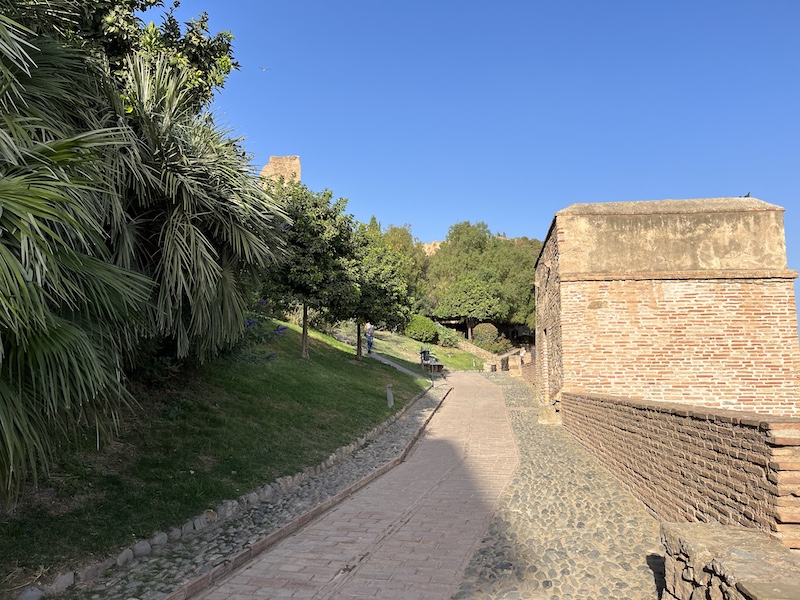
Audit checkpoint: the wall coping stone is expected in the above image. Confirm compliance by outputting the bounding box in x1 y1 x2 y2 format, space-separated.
560 269 799 281
661 522 800 600
561 390 800 428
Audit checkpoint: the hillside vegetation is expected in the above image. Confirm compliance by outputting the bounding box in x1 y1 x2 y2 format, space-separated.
0 322 430 592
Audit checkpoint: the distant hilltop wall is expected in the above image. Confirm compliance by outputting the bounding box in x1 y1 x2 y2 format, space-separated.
422 242 441 256
260 156 301 182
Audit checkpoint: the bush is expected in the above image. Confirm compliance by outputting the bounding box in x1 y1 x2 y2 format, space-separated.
435 324 461 348
405 314 438 343
471 323 513 354
472 323 499 346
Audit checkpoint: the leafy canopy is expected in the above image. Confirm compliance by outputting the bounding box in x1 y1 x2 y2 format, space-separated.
261 180 357 358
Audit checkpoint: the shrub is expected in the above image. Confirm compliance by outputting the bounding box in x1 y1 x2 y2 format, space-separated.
483 335 513 354
472 323 499 346
405 314 438 343
435 324 461 348
471 323 513 354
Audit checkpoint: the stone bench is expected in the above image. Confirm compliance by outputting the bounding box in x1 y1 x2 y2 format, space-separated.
661 522 800 600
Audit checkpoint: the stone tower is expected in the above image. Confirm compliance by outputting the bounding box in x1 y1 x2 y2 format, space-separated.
534 197 800 416
260 156 301 182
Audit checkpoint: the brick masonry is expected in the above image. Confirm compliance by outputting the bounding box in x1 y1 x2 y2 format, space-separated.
561 278 800 415
533 223 563 405
534 198 800 416
560 391 800 549
532 198 800 552
520 360 535 385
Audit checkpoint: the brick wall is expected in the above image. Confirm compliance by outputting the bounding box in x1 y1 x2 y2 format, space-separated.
561 391 800 549
534 228 564 404
560 278 800 416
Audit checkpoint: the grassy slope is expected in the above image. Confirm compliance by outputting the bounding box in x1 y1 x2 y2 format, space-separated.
0 322 429 588
371 330 484 372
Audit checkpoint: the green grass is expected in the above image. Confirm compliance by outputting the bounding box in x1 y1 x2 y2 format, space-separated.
370 329 484 372
0 321 429 592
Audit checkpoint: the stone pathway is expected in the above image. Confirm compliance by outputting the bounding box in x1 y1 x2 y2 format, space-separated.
455 373 663 600
194 372 518 600
60 371 665 600
63 382 448 600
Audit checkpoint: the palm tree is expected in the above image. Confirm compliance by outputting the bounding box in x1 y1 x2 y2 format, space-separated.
0 10 151 504
0 2 286 505
112 54 286 360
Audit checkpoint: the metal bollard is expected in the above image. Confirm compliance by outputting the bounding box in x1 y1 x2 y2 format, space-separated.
386 384 394 408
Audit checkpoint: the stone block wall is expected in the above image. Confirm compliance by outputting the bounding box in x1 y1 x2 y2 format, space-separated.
260 155 301 182
560 392 800 549
660 522 800 600
560 278 800 416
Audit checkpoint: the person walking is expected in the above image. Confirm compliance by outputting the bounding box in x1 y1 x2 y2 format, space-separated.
365 321 375 354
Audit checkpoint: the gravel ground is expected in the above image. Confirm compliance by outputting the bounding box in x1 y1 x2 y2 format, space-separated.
454 373 664 600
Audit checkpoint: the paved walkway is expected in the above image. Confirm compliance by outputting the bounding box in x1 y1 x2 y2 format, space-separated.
195 372 518 600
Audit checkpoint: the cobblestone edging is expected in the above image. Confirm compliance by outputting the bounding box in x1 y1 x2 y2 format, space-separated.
20 383 449 600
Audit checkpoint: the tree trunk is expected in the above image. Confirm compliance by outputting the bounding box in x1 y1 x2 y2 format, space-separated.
301 302 309 359
356 321 362 361
467 318 475 341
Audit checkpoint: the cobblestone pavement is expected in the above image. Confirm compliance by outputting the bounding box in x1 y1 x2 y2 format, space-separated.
454 373 664 600
62 370 666 600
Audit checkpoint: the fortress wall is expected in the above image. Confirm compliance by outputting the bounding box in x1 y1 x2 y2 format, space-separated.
535 198 800 416
520 359 536 385
533 226 564 404
260 156 301 182
560 391 800 549
560 277 800 416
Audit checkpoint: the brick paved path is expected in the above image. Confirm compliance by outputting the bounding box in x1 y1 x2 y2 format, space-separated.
195 371 518 599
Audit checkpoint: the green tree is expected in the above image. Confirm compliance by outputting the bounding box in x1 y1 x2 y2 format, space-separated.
426 221 492 308
425 222 541 334
380 223 429 312
262 181 357 359
20 0 239 109
0 7 152 504
0 0 283 504
433 275 508 340
112 54 284 361
482 236 542 329
351 225 412 360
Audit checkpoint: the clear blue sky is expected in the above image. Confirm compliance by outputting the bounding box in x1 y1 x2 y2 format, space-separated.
157 0 799 320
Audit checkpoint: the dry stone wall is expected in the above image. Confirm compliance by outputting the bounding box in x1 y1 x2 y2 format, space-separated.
560 391 800 549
